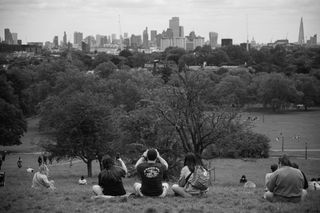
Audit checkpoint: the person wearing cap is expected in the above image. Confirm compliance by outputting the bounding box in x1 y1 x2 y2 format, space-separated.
133 149 169 197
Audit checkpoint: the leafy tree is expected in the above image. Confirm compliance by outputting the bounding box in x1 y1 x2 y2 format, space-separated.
95 61 117 79
149 70 245 159
119 49 133 58
214 75 248 107
294 74 320 109
92 52 110 68
0 73 27 146
252 73 300 111
40 91 113 177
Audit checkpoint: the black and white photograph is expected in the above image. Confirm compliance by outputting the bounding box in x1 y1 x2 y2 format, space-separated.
0 0 320 212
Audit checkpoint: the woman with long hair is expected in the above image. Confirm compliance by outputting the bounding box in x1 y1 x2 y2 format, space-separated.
31 164 55 190
92 154 128 198
172 153 207 197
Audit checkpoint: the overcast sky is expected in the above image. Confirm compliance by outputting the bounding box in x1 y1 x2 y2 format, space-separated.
0 0 319 44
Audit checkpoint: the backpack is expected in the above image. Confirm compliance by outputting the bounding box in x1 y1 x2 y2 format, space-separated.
188 165 210 190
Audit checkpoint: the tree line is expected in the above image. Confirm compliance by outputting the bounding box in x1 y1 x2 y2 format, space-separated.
0 44 319 176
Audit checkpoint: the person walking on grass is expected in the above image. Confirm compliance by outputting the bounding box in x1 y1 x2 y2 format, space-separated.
133 149 169 197
37 156 42 167
17 157 22 168
264 154 307 203
92 155 128 198
172 153 209 197
32 164 55 190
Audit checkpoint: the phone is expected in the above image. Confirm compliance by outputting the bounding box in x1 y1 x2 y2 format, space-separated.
116 153 120 159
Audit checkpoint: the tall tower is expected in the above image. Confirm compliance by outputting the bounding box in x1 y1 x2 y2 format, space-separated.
298 17 304 45
169 17 179 38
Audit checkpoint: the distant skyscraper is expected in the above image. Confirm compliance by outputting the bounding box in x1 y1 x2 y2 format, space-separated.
111 34 117 43
298 17 304 45
143 27 149 48
63 31 67 46
169 17 180 38
209 32 218 47
4 28 13 44
124 32 128 39
151 30 157 42
53 36 59 48
179 26 184 38
74 32 83 45
11 33 18 44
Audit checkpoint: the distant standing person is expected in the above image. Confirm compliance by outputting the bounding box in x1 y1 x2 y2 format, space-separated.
2 151 6 161
0 157 2 170
38 156 42 166
17 157 22 168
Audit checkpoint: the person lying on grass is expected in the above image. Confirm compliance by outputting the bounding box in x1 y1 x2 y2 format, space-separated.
133 149 169 198
92 155 128 199
31 164 55 190
172 153 209 197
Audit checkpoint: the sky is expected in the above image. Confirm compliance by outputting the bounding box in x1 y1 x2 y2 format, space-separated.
0 0 320 44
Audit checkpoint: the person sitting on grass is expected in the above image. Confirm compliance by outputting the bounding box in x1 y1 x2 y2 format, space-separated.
240 175 247 184
172 153 208 197
291 162 308 190
264 154 307 203
32 164 55 190
265 164 278 191
133 149 169 198
78 176 87 185
92 155 128 198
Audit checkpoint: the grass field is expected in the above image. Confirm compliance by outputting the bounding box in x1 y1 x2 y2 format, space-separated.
1 109 320 212
0 153 320 213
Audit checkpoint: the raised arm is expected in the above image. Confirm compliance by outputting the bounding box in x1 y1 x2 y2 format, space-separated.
118 158 128 175
156 149 168 170
135 149 148 169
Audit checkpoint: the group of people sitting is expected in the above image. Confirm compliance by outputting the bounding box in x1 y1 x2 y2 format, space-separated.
92 149 208 198
30 150 311 203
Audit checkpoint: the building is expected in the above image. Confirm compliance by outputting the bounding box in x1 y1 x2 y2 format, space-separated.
63 31 67 46
221 38 233 47
74 32 83 45
306 34 317 46
150 30 157 42
169 17 179 38
124 32 128 39
111 34 117 43
130 34 142 48
4 28 13 44
209 32 218 47
53 36 59 48
11 33 18 44
179 26 184 37
81 41 90 53
143 27 149 48
298 17 304 45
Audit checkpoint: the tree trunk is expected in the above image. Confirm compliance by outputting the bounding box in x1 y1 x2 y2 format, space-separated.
87 159 92 177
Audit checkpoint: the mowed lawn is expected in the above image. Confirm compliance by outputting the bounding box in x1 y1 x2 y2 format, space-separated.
0 153 320 213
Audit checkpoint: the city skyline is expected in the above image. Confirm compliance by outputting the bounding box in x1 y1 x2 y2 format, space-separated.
0 0 320 44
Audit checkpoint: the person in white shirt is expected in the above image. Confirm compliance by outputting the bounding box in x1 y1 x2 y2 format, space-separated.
79 176 87 185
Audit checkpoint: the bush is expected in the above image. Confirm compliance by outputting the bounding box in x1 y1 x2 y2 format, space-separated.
205 130 270 158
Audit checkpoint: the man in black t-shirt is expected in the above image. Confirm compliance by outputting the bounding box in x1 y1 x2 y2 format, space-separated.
133 149 169 197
